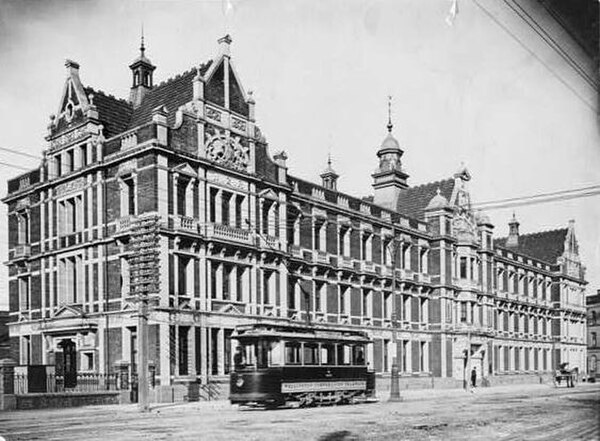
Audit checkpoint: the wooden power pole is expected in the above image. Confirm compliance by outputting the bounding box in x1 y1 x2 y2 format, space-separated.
129 214 160 412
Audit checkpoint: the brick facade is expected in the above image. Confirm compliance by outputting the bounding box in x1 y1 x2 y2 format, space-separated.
2 36 587 389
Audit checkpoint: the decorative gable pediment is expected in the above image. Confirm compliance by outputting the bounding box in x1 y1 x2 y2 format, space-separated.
219 303 244 315
174 163 198 178
53 304 85 319
258 188 278 201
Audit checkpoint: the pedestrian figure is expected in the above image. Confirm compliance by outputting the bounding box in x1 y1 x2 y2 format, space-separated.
471 367 477 388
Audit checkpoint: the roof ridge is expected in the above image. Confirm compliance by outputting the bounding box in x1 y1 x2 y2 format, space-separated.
406 177 453 190
154 67 197 89
518 227 568 237
85 86 131 105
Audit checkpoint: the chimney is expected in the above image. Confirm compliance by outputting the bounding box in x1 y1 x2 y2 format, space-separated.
506 213 520 248
218 34 232 57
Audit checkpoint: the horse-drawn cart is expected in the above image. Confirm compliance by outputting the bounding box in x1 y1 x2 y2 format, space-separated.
553 363 578 388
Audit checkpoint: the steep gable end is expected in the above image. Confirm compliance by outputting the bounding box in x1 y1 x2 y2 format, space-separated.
51 61 91 137
205 60 225 108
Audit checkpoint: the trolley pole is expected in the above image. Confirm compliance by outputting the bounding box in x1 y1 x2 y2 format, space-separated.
389 238 402 402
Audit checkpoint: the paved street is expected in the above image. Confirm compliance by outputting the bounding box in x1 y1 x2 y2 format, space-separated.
0 384 598 441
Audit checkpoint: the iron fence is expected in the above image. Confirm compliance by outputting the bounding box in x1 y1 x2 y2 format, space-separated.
14 372 121 394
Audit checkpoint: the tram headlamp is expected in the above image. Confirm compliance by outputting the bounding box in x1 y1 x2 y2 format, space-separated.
236 377 245 387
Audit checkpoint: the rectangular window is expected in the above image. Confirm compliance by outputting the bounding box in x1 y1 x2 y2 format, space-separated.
67 149 74 172
125 179 136 215
315 283 322 312
460 302 467 323
221 191 231 225
55 155 62 177
236 267 243 303
210 263 217 299
459 257 467 279
209 188 217 223
83 352 94 371
223 264 231 300
235 195 243 228
263 271 270 304
130 329 138 373
401 341 408 372
80 144 87 168
287 277 296 310
383 340 389 373
338 229 346 256
362 290 370 317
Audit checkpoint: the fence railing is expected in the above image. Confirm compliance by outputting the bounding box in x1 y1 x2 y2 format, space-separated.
14 372 121 394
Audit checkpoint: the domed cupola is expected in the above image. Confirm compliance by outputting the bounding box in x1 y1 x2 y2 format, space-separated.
372 96 410 209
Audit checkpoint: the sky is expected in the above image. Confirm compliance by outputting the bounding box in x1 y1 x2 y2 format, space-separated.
0 0 599 309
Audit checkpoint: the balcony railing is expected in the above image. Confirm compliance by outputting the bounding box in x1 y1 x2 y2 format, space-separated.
174 215 199 234
289 244 303 258
13 244 31 259
363 261 374 273
115 215 134 234
261 234 280 250
206 223 252 244
316 250 328 264
339 256 353 269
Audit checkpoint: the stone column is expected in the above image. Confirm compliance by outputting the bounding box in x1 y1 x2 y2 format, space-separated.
0 359 17 410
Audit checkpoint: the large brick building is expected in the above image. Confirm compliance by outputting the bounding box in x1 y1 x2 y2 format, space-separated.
2 36 587 393
586 291 600 380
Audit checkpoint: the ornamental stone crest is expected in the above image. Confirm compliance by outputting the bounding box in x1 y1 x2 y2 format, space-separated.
205 129 249 172
452 213 478 243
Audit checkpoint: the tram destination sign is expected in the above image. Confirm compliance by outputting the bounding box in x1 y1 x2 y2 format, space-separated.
281 380 366 393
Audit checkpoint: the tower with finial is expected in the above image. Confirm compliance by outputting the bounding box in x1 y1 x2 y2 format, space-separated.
372 96 409 209
506 212 520 248
129 26 156 108
320 154 339 191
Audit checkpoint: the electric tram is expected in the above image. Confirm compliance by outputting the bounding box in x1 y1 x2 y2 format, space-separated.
229 323 376 407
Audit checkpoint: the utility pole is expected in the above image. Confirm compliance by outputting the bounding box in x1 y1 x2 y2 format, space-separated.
389 237 402 402
129 214 160 412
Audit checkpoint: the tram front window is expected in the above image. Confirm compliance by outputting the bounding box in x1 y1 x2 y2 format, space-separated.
337 344 351 365
285 342 302 365
304 343 319 365
321 343 336 365
352 345 366 365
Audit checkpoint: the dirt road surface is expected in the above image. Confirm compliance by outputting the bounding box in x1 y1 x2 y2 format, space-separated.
0 383 598 440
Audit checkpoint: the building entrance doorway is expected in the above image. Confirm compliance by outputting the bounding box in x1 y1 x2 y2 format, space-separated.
58 339 77 388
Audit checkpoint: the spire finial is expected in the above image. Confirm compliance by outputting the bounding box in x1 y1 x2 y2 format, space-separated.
387 95 393 133
327 152 332 168
140 23 145 55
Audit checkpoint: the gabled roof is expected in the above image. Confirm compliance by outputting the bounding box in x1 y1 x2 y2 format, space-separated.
494 228 568 264
85 88 132 139
395 178 455 219
128 61 213 129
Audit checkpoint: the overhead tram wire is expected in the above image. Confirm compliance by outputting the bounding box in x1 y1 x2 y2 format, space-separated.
1 150 599 221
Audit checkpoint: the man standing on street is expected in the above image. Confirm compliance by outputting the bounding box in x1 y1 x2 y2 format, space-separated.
471 367 477 389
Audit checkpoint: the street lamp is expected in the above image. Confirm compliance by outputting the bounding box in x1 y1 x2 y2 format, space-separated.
388 237 402 402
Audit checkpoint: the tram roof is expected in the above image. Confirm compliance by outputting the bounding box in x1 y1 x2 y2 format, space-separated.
233 323 371 344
